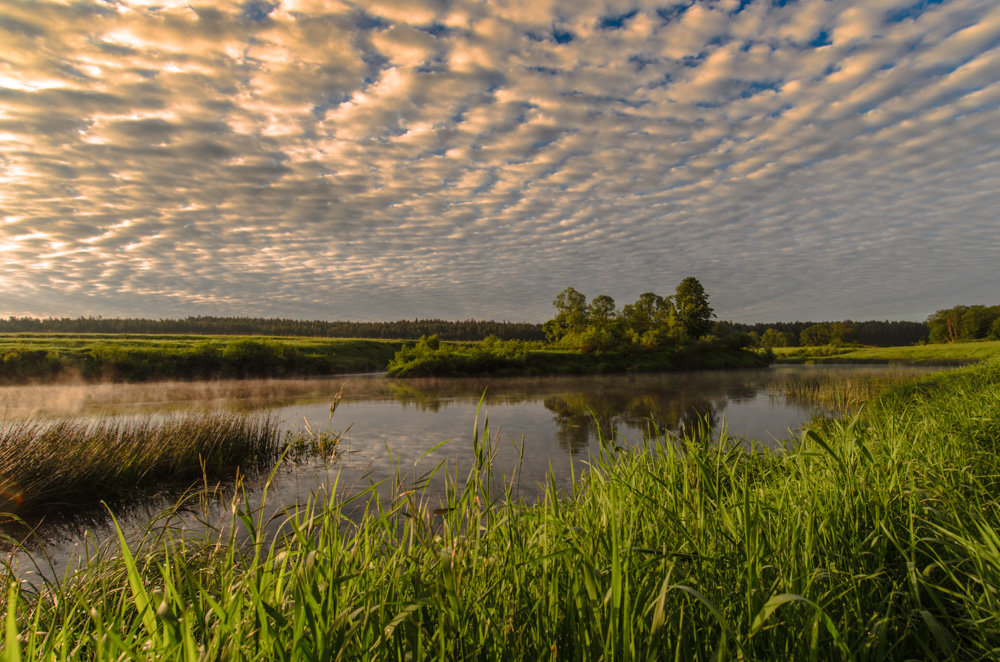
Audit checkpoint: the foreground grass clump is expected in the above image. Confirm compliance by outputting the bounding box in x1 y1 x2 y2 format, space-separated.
4 360 1000 659
0 413 281 518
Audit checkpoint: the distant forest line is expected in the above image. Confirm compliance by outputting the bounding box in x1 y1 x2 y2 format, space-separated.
0 314 943 347
1 304 996 347
0 316 547 341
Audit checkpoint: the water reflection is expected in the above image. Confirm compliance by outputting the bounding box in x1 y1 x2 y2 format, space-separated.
378 371 793 456
543 392 718 454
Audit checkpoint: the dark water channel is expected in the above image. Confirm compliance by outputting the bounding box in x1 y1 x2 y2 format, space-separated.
0 364 939 582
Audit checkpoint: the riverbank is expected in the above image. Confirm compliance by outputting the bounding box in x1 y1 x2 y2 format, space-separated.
0 334 402 383
5 359 999 658
387 337 772 377
0 332 769 384
774 339 1000 364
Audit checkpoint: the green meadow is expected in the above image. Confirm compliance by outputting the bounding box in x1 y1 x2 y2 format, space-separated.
0 334 402 382
3 359 1000 659
774 339 1000 363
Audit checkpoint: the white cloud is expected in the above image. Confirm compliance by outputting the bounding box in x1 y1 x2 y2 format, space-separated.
0 0 997 322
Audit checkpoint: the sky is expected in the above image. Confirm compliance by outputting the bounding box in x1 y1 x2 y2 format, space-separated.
1 0 998 324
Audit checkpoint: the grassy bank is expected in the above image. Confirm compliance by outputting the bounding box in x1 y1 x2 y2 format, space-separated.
388 336 772 377
0 334 402 383
5 360 1000 658
0 413 283 520
774 371 926 412
775 339 1000 364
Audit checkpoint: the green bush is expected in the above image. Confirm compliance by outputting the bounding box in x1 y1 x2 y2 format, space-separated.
0 349 64 382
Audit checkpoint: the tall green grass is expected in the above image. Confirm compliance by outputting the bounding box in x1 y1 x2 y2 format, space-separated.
0 413 281 519
775 371 921 412
4 360 1000 659
775 340 1000 364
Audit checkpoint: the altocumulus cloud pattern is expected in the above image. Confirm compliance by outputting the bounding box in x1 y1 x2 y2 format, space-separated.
1 0 998 322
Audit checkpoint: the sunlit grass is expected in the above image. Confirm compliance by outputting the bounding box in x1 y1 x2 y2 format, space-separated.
3 360 1000 658
775 340 1000 363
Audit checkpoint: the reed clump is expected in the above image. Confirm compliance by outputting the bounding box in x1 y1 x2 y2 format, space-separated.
4 360 1000 659
776 371 920 412
0 412 281 518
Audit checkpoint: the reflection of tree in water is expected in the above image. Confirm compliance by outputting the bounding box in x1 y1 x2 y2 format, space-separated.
381 371 783 456
544 394 618 456
386 383 446 412
543 390 719 455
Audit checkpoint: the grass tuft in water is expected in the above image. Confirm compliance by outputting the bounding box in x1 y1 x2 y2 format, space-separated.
775 371 921 412
0 412 282 519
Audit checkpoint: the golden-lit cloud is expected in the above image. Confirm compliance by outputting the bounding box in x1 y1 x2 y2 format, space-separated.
1 0 998 322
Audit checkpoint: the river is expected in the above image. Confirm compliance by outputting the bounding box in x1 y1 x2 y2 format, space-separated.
0 364 938 581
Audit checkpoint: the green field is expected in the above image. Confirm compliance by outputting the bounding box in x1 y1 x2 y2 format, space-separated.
0 333 402 382
5 360 1000 658
775 339 1000 363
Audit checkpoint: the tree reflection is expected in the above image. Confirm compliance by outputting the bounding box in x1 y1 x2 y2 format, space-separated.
376 371 790 457
543 390 719 455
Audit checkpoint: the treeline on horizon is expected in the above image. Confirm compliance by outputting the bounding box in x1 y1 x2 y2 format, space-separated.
4 309 997 347
0 315 547 342
715 319 930 348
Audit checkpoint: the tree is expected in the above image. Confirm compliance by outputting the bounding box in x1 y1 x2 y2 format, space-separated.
828 321 857 346
928 306 966 343
544 287 588 342
959 305 996 340
587 295 617 326
799 324 830 346
674 277 714 339
621 292 664 336
760 328 788 348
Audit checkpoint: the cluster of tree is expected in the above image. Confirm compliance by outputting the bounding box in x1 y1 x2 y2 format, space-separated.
927 305 1000 343
713 320 929 348
0 316 546 341
542 277 716 352
794 322 858 347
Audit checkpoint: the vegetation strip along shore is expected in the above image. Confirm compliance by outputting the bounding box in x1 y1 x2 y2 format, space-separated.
3 359 1000 658
0 336 401 383
387 336 772 377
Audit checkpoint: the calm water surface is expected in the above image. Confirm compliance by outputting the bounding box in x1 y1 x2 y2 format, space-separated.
0 364 939 580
